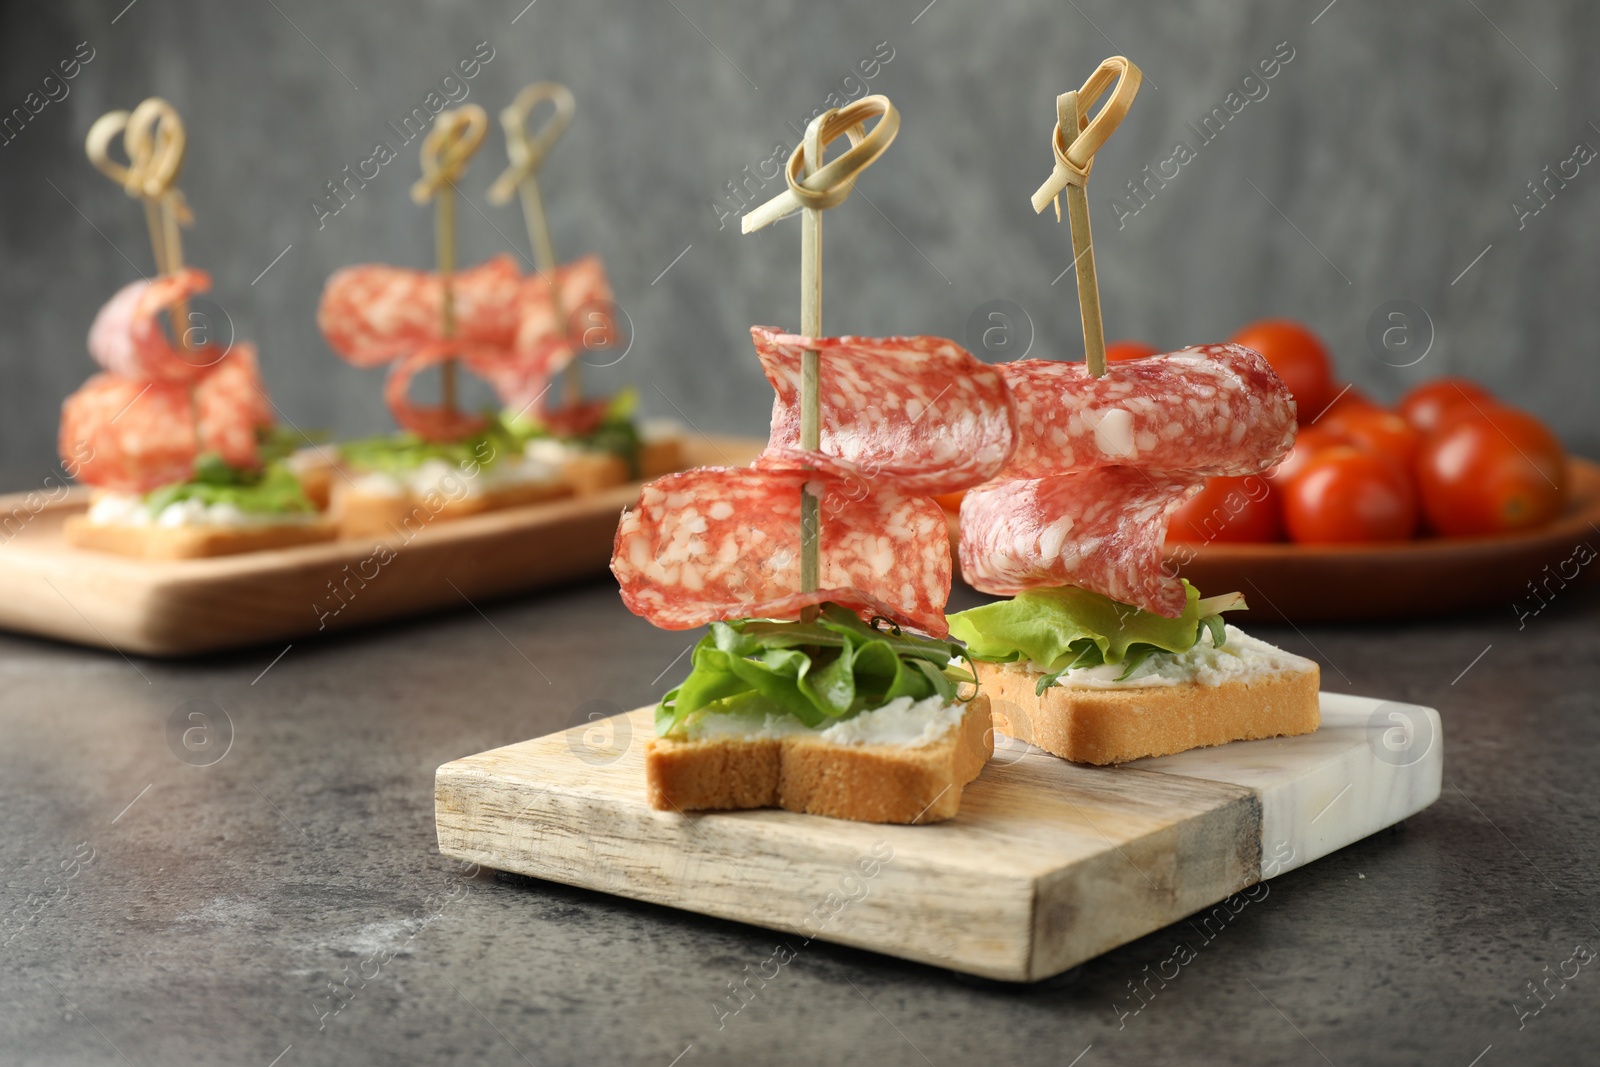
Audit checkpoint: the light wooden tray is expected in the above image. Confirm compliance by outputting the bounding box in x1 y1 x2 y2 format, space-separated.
435 692 1441 981
0 435 762 657
1163 457 1600 622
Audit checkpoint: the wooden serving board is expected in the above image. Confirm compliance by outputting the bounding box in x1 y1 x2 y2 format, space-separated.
435 692 1441 981
0 436 762 657
943 457 1600 623
1165 458 1600 622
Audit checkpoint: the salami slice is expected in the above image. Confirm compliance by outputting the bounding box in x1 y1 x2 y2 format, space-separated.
513 255 614 369
753 327 1017 495
384 342 496 442
611 467 953 637
996 344 1296 479
88 269 218 383
470 256 617 413
958 469 1203 618
59 373 198 493
195 343 274 468
318 254 523 367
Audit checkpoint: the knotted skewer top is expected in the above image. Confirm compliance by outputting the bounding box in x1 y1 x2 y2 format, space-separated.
85 96 195 309
1030 56 1141 217
411 105 489 205
487 82 575 207
741 95 900 233
1030 57 1141 378
86 97 189 209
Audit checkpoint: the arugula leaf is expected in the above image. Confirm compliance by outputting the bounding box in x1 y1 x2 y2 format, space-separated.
256 425 329 466
946 582 1247 695
656 603 973 738
143 461 316 516
505 387 645 474
336 413 523 476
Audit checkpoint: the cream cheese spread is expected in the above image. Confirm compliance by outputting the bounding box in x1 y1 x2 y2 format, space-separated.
350 446 563 500
639 417 685 444
86 493 319 529
1028 625 1313 689
684 694 962 749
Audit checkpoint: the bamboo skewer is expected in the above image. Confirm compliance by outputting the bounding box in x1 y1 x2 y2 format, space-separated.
1058 93 1104 377
1030 57 1142 378
435 185 459 411
797 120 824 611
86 98 195 346
742 96 900 620
489 83 578 407
412 106 488 421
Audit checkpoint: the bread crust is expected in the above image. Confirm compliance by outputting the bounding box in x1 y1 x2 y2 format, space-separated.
638 437 684 480
646 695 993 824
561 452 631 496
291 455 336 511
332 478 572 539
63 514 337 559
976 659 1320 765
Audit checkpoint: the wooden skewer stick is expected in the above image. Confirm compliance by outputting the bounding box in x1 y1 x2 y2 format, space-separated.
127 99 194 341
742 95 900 620
797 120 824 613
489 83 577 407
1030 57 1142 378
86 98 195 344
1058 92 1106 378
412 106 489 419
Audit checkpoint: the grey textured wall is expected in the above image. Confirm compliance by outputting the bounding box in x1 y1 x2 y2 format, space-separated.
2 0 1597 491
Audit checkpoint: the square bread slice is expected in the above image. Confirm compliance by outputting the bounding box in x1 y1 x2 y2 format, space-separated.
332 479 572 539
62 515 336 559
560 452 631 495
638 436 684 480
564 433 687 493
976 629 1320 765
646 695 993 824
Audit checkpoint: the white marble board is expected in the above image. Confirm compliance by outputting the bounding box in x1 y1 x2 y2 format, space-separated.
434 693 1441 981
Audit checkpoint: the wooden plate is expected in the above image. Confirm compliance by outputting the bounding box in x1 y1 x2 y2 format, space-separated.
949 458 1600 623
0 435 762 657
1164 456 1600 622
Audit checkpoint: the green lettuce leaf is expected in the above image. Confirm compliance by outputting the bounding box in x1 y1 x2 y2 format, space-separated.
143 460 316 516
656 603 974 738
508 387 644 473
336 413 524 476
256 425 330 466
946 582 1247 693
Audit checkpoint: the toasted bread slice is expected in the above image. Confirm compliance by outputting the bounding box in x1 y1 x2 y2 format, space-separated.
638 436 684 480
976 629 1320 765
288 449 337 511
63 514 336 559
332 478 572 539
561 452 631 496
563 434 687 493
646 695 993 824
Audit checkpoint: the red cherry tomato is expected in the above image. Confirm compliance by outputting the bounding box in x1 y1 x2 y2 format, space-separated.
1398 377 1496 434
1229 319 1336 425
1416 406 1567 536
1166 475 1282 544
1266 424 1349 488
1105 340 1161 363
1283 447 1419 543
1324 408 1424 470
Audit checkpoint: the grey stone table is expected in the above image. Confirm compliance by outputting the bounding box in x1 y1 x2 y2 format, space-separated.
3 575 1597 1067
